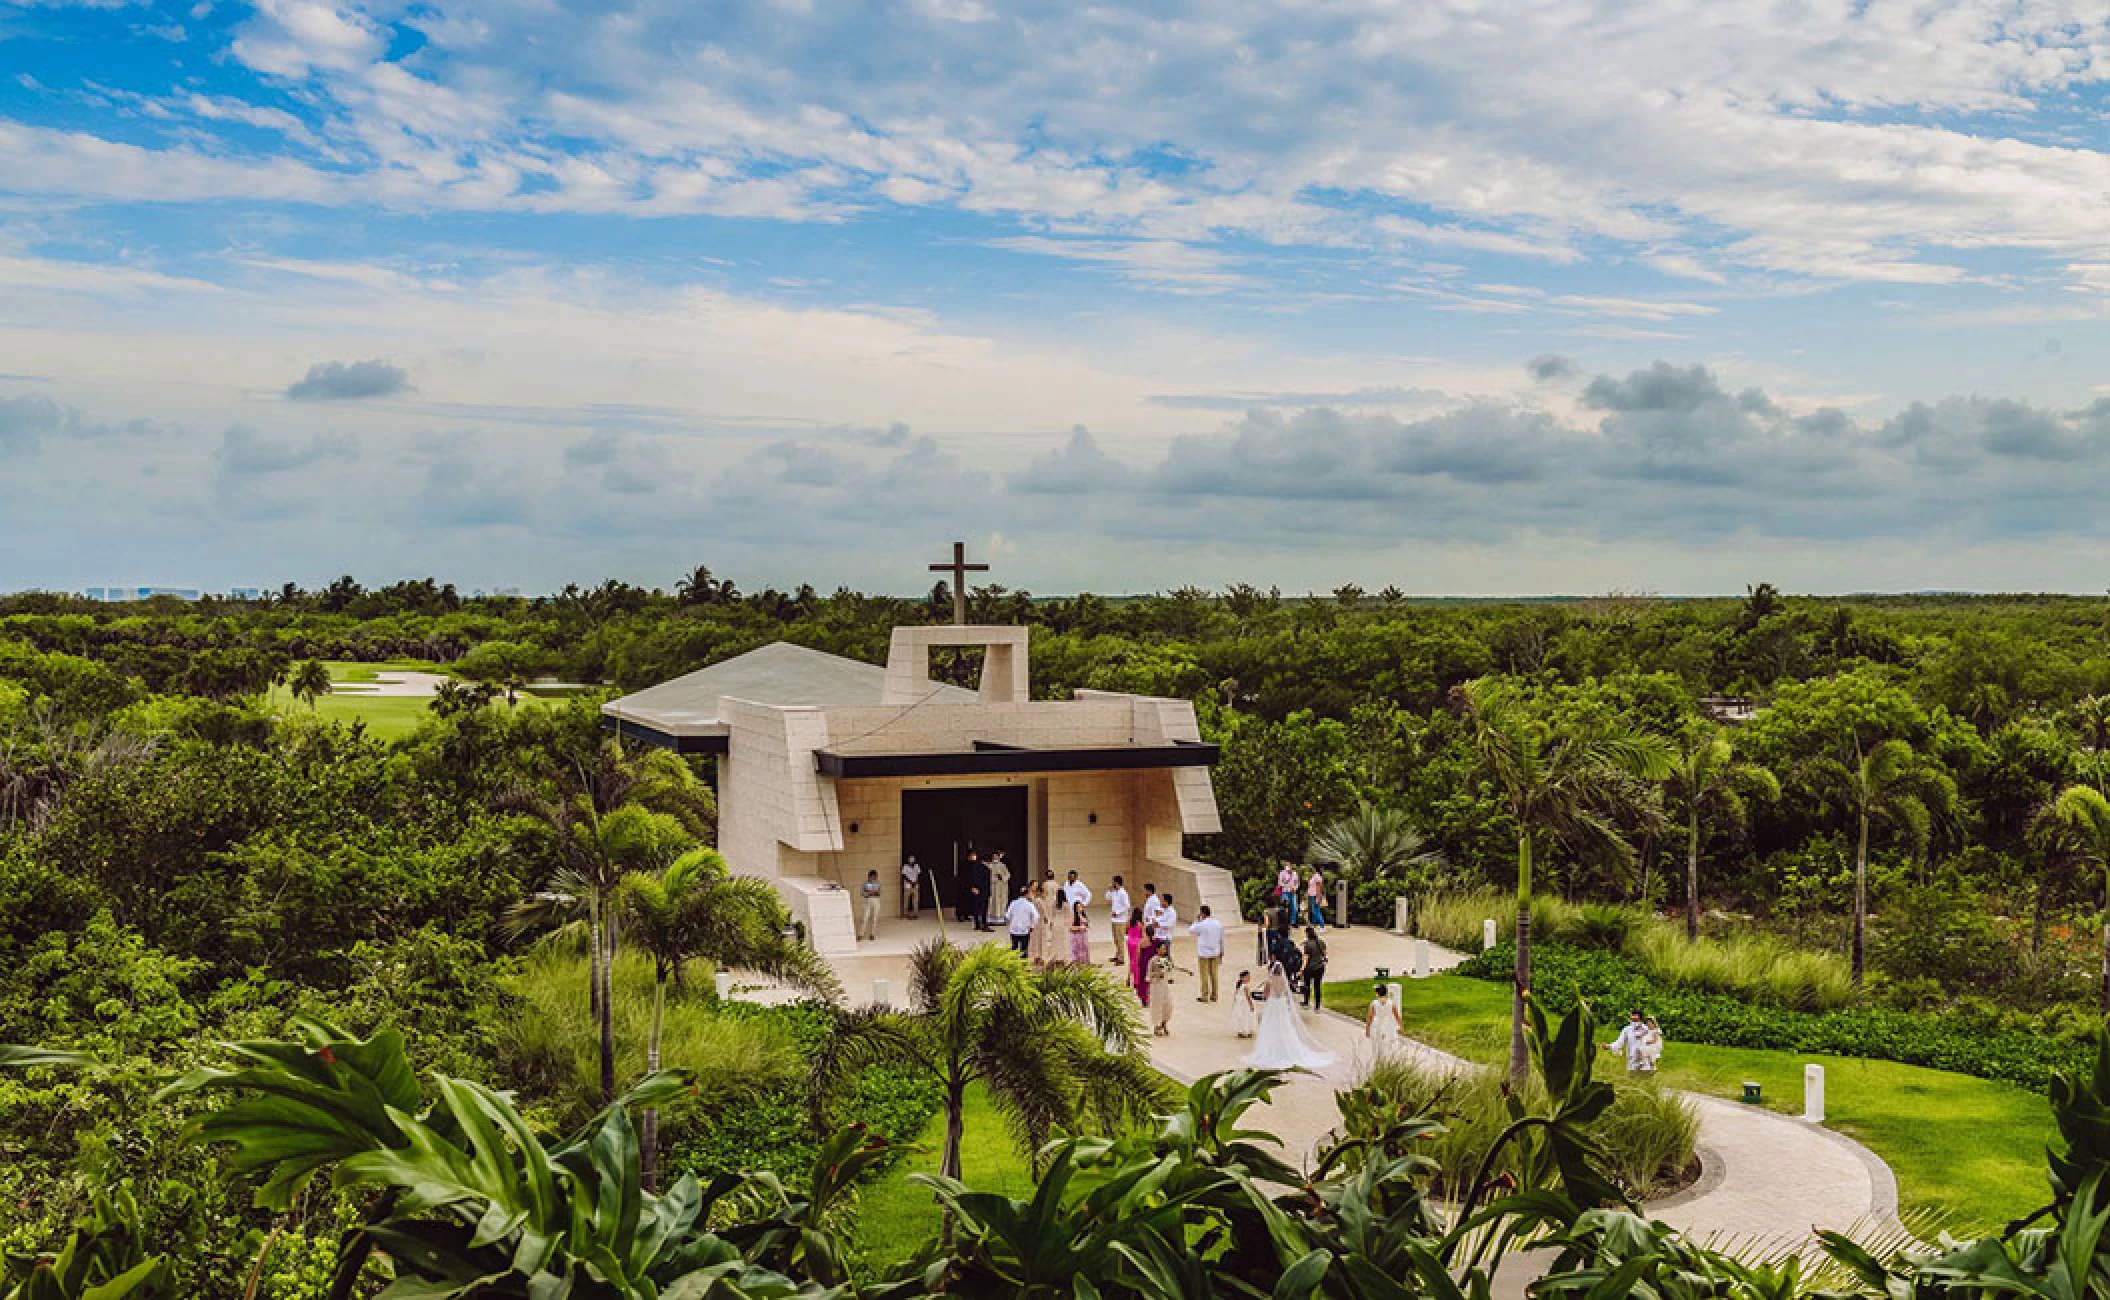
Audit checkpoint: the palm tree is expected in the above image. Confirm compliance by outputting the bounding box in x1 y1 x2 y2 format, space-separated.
814 940 1159 1183
2071 695 2110 796
287 658 332 712
621 848 837 1191
1663 727 1780 942
2049 786 2110 1013
1806 737 1949 987
505 803 693 1104
1306 801 1447 930
1456 679 1673 1087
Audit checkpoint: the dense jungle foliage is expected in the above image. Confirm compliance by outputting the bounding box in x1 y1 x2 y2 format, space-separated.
7 571 2110 1292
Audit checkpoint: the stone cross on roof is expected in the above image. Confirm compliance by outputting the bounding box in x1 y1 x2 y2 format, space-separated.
927 540 989 624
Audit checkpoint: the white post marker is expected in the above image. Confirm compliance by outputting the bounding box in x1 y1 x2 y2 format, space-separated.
1337 879 1350 928
1483 918 1498 952
1804 1063 1825 1123
1394 896 1410 934
713 970 732 1000
872 979 890 1008
1414 938 1430 979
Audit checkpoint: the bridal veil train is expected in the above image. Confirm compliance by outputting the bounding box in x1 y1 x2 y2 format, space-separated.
1241 962 1336 1070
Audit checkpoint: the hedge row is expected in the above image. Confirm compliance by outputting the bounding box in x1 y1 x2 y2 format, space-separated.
1457 943 2088 1092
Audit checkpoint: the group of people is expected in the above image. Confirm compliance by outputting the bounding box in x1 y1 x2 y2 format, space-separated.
868 856 1580 1078
1270 862 1330 928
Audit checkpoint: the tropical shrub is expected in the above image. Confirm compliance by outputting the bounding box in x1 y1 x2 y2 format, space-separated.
1460 942 2086 1089
1350 1054 1698 1198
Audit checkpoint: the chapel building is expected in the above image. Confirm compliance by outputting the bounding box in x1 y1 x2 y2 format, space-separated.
600 624 1239 955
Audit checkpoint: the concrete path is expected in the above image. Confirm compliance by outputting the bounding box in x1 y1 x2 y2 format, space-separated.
800 921 1901 1260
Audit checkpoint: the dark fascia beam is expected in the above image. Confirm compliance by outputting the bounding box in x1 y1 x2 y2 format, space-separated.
600 715 729 755
814 739 1218 779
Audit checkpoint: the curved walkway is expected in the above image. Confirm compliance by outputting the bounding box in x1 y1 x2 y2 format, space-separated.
1138 930 1903 1259
814 921 1904 1257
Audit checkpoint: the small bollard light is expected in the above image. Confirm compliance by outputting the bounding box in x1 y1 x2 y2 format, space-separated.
1414 938 1430 979
1804 1064 1825 1123
1483 918 1498 951
1393 896 1410 934
872 978 890 1007
713 970 732 1000
1741 1080 1763 1105
1374 966 1391 983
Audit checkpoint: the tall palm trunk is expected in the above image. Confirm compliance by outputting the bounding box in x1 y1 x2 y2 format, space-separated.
2099 869 2109 1016
941 1080 966 1180
587 911 604 1021
642 972 666 1192
1852 805 1869 987
1509 833 1533 1090
1684 807 1702 942
597 902 617 1105
2032 864 2049 956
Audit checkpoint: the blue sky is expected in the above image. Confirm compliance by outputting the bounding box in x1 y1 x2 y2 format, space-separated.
2 0 2109 595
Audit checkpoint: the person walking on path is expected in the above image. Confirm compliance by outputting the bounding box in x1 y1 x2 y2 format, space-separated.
1603 1011 1657 1073
1300 927 1329 1010
1004 889 1040 958
1147 948 1175 1036
1067 901 1092 965
858 870 882 941
1365 984 1402 1051
1306 866 1327 929
1229 970 1258 1038
900 856 922 919
1105 876 1131 964
1189 905 1224 1002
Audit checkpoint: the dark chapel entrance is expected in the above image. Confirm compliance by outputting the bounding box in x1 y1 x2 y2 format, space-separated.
901 786 1028 915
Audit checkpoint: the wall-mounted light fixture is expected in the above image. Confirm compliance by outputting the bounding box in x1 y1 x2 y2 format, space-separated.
849 821 860 834
1088 812 1098 825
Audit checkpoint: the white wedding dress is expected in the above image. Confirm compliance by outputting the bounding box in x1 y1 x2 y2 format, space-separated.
1242 966 1336 1070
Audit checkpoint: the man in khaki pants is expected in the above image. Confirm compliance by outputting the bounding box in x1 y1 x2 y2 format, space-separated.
1189 904 1224 1002
1105 875 1131 964
858 870 883 941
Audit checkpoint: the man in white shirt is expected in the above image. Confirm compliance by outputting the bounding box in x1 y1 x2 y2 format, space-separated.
1061 870 1093 913
1004 892 1040 957
1153 895 1178 947
1140 884 1163 933
1105 875 1131 964
1188 905 1224 1002
900 856 923 920
1603 1011 1655 1073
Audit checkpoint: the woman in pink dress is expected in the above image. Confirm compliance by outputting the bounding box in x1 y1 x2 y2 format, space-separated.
1125 907 1148 1005
1068 902 1092 965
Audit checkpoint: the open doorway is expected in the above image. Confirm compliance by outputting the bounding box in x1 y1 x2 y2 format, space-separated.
901 786 1029 915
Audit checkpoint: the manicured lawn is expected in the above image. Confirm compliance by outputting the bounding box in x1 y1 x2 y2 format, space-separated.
265 659 557 740
1326 974 2055 1233
854 1085 1035 1273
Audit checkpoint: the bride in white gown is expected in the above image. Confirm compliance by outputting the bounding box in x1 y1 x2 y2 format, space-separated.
1242 962 1336 1070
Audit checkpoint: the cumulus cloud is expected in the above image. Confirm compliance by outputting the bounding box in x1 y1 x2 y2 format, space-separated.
1526 355 1576 382
285 359 412 401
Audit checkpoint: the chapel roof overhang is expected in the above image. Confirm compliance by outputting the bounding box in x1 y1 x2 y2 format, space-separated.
600 639 976 751
812 737 1218 779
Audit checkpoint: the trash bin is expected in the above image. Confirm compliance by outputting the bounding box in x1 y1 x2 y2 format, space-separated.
1741 1081 1763 1105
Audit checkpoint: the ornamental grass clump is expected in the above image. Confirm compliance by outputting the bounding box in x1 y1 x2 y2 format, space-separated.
1354 1053 1698 1199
